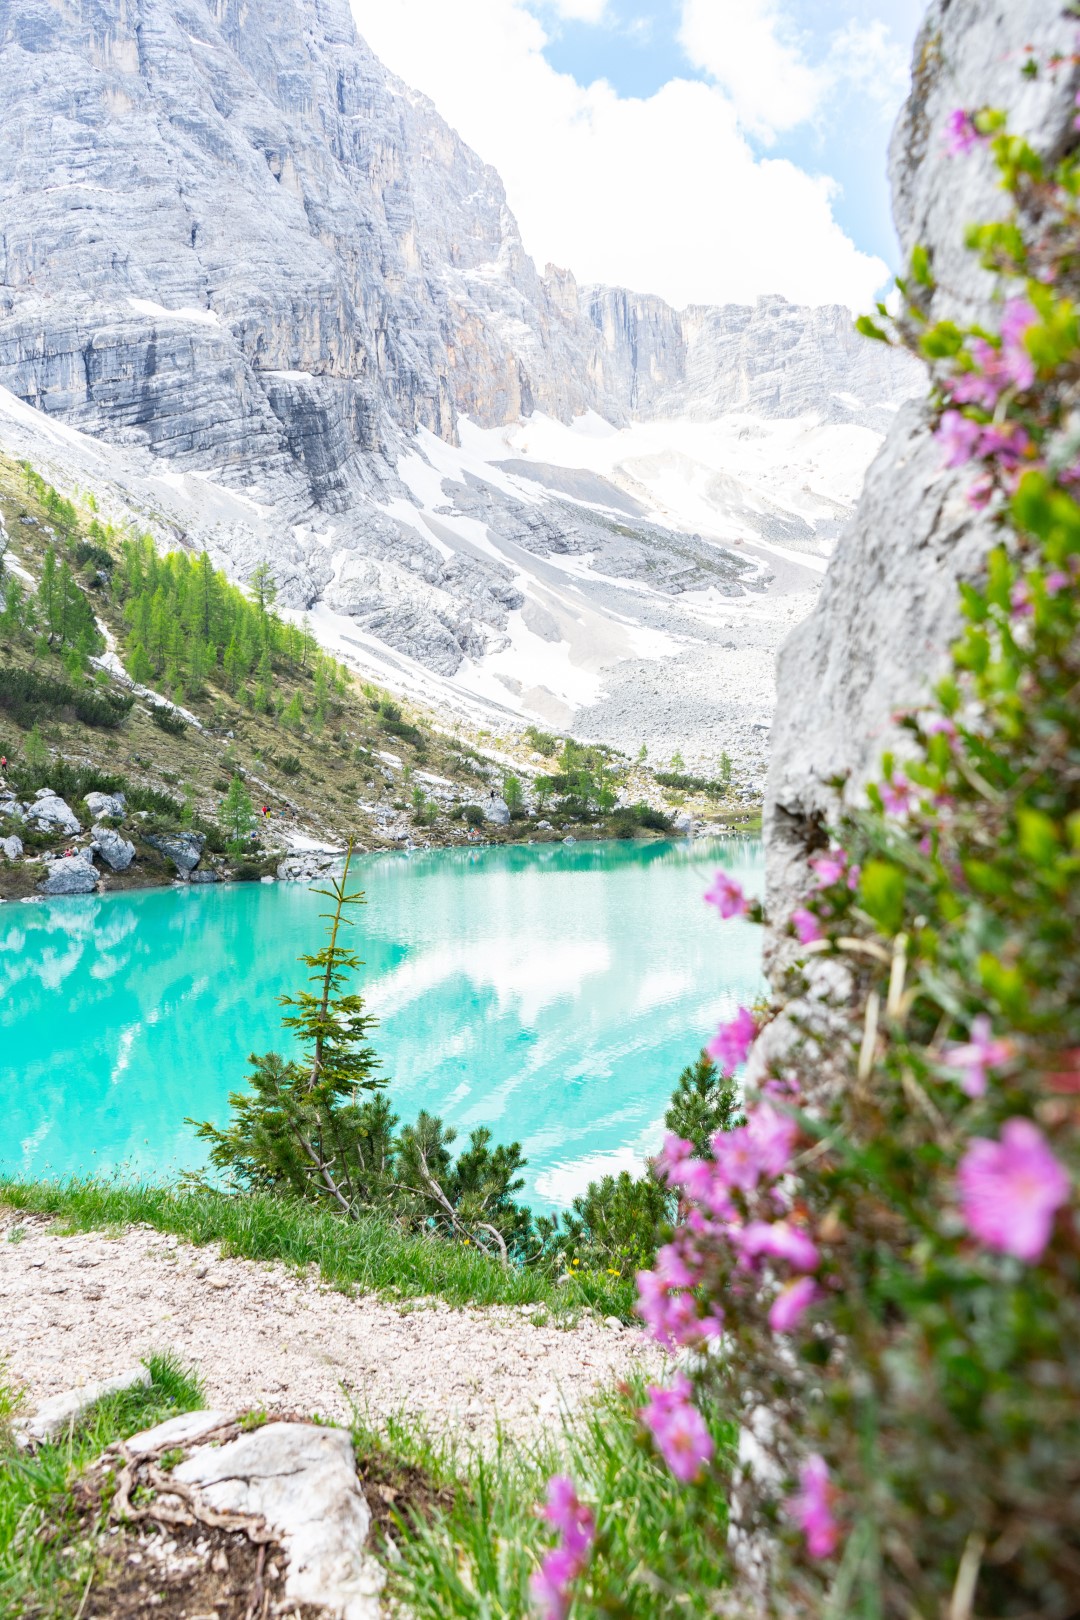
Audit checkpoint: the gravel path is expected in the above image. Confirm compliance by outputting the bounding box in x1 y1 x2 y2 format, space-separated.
0 1211 661 1444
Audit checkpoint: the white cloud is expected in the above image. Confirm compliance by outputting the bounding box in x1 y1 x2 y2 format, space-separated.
678 0 824 141
827 18 910 108
545 0 609 20
352 0 889 312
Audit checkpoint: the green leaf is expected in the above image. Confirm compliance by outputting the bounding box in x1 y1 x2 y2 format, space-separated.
859 860 907 937
910 244 933 287
1017 808 1060 866
856 314 889 343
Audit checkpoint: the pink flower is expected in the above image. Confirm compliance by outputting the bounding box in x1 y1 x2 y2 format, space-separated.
1010 580 1033 619
706 1006 756 1075
639 1375 714 1483
880 773 913 816
704 870 749 919
999 298 1037 390
935 409 983 468
958 1119 1070 1262
744 1100 799 1179
979 421 1030 466
942 1014 1012 1097
943 108 982 157
810 847 848 888
531 1476 595 1620
1045 570 1069 595
655 1132 695 1183
636 1248 723 1348
924 714 957 740
769 1276 820 1333
791 906 824 945
966 473 995 509
786 1454 839 1559
732 1220 819 1273
712 1124 767 1192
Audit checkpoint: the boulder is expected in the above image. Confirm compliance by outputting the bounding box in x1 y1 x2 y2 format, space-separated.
84 790 126 821
15 1367 151 1445
25 792 80 836
673 811 693 836
171 1422 383 1619
188 869 221 883
91 825 135 872
38 854 98 896
144 830 205 873
0 835 22 860
277 852 341 883
483 796 510 826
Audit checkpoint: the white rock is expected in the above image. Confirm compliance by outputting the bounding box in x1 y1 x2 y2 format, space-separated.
0 834 22 860
15 1366 151 1443
91 824 136 871
37 854 98 896
84 790 126 820
125 1408 232 1457
483 796 510 826
25 793 80 836
174 1423 384 1619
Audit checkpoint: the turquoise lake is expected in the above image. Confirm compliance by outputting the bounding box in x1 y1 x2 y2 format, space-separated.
0 838 764 1211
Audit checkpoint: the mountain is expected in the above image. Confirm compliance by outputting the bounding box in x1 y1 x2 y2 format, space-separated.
0 0 919 771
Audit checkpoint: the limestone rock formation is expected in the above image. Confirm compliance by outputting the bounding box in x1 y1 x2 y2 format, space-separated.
91 824 136 872
0 0 917 758
763 0 1079 940
144 830 206 875
25 791 81 837
38 854 98 896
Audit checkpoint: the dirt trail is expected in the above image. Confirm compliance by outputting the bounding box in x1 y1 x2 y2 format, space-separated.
0 1210 659 1442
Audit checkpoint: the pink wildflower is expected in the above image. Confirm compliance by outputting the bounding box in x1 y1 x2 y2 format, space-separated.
712 1124 767 1192
639 1374 714 1483
1010 580 1033 620
732 1220 819 1273
1046 570 1070 595
942 1014 1012 1097
744 1100 799 1178
707 1006 756 1075
925 714 957 740
880 773 913 816
791 906 824 945
966 473 995 510
704 870 749 919
943 108 981 157
531 1476 595 1620
654 1132 695 1183
999 299 1037 389
810 847 848 888
769 1275 820 1333
786 1454 839 1559
979 421 1030 466
935 409 982 468
958 1119 1070 1262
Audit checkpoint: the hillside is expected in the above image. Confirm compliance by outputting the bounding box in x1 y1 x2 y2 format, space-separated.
0 450 760 898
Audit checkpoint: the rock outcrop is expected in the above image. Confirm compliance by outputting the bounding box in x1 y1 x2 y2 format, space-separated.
38 854 98 896
91 824 136 872
144 830 206 875
762 0 1079 945
0 0 917 732
25 791 81 837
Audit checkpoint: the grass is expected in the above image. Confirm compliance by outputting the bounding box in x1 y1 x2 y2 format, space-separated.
0 1352 204 1620
0 1180 637 1320
352 1374 735 1619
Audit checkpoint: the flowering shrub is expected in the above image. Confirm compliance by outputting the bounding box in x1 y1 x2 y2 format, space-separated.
531 85 1080 1620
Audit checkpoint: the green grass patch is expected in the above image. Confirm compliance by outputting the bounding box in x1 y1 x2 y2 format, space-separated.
354 1374 734 1619
0 1352 204 1620
0 1181 636 1319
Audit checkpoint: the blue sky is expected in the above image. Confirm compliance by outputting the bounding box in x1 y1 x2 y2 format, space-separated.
357 0 928 312
532 0 924 268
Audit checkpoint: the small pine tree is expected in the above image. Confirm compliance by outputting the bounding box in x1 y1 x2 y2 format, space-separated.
220 775 256 853
24 724 48 778
283 690 304 731
128 642 154 685
664 1050 744 1157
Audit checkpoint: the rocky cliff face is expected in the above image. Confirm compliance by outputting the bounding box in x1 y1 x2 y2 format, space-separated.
0 0 917 749
762 0 1079 959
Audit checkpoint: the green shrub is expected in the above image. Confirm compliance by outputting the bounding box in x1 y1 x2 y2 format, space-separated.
149 703 186 735
278 753 302 777
463 804 485 827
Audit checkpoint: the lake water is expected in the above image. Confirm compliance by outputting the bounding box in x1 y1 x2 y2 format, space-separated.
0 839 764 1211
